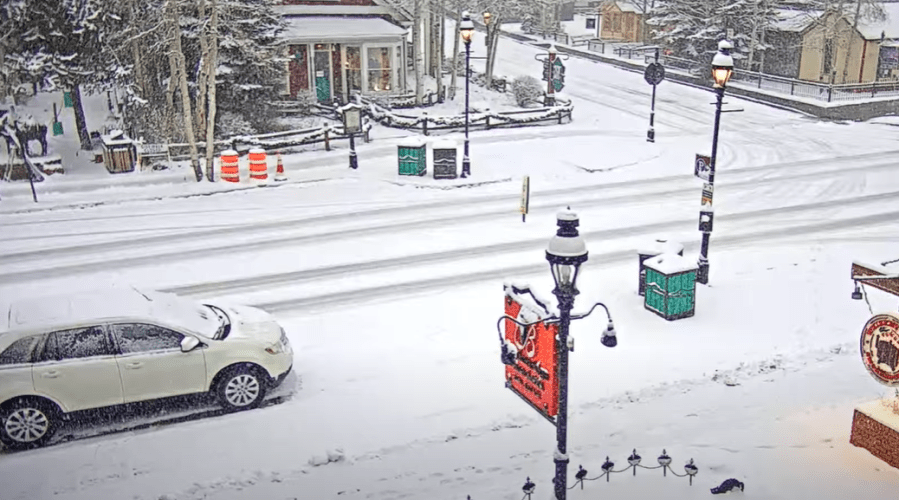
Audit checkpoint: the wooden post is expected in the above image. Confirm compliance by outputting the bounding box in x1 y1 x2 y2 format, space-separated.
485 108 490 130
423 112 428 136
324 126 330 151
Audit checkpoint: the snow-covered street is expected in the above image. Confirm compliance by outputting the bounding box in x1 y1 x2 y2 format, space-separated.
2 20 899 500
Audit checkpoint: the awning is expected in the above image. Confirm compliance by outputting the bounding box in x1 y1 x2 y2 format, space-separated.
282 16 407 43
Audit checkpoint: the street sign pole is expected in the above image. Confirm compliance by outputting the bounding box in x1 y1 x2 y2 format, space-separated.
648 48 659 142
643 49 665 143
521 176 530 222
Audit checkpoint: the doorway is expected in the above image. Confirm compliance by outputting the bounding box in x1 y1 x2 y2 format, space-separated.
313 44 332 102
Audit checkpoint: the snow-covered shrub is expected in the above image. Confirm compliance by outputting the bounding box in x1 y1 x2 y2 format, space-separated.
511 75 543 108
216 111 256 138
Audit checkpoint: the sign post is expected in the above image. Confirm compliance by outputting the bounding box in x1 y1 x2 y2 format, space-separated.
341 104 362 170
520 176 530 222
643 48 665 143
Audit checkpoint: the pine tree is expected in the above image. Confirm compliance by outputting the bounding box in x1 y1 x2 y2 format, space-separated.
3 0 118 150
649 0 782 64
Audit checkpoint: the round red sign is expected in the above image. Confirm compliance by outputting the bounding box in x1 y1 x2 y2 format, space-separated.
860 312 899 387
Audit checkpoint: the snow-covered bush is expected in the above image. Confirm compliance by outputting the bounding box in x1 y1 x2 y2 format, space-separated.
511 75 543 107
216 111 256 138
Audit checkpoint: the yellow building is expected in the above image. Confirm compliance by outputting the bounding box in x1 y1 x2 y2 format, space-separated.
773 5 899 84
597 1 648 43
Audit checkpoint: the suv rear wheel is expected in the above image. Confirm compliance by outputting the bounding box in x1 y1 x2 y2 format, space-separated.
0 398 58 449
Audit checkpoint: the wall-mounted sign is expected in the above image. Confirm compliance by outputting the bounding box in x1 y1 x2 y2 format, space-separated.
861 312 899 387
504 286 558 425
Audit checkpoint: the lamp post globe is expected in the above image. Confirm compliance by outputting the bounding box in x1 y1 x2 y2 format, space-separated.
546 209 588 296
460 12 474 43
711 40 734 88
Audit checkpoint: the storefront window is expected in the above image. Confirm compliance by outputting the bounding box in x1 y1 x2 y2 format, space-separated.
346 46 362 93
367 47 392 91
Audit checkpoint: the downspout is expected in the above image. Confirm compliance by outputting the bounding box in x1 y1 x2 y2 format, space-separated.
858 39 867 82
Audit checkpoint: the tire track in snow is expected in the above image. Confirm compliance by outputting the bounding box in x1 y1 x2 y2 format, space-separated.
2 161 898 285
191 194 899 312
1 148 896 265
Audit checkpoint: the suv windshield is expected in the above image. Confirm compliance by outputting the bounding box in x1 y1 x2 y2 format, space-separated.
206 304 231 340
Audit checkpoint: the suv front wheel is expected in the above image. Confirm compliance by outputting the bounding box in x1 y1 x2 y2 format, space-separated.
0 398 59 450
216 365 268 411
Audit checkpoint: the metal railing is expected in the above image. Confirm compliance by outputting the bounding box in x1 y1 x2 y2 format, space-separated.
644 52 899 103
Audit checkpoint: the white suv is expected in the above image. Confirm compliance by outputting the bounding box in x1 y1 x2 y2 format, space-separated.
0 287 293 449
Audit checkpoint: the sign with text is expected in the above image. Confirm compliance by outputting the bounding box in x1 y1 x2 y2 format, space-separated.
520 176 530 217
504 289 558 425
861 312 899 386
695 154 711 181
701 183 714 206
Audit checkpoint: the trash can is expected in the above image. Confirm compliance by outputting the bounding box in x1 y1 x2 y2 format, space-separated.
398 138 426 176
637 239 684 296
643 253 698 321
432 140 457 179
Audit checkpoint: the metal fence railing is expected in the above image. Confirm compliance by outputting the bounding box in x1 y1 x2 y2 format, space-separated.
643 52 899 103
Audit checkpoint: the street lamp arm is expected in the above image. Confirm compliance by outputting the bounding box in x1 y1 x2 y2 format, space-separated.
495 314 557 342
569 301 613 323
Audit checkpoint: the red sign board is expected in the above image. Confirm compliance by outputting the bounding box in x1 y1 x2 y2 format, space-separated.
861 312 899 387
504 290 559 423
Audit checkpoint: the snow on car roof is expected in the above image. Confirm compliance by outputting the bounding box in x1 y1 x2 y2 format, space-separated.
1 287 219 335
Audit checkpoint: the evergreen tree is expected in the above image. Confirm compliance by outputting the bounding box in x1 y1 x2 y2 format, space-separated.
2 0 120 149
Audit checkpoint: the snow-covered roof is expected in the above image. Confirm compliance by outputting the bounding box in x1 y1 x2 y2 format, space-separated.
602 1 644 14
857 3 899 40
772 8 821 32
2 287 219 337
281 16 407 43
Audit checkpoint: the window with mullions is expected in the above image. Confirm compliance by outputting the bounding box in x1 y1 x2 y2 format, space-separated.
367 47 392 91
346 46 362 93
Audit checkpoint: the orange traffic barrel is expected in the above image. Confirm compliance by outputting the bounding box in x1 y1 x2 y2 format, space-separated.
248 148 268 181
220 150 239 183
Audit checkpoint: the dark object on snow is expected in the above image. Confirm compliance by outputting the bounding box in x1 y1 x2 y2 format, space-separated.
14 121 48 157
711 478 744 494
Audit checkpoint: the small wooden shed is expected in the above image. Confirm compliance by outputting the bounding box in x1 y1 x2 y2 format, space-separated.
100 130 137 174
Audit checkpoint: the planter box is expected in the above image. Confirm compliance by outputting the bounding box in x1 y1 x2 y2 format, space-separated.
398 138 426 176
850 399 899 469
644 253 697 321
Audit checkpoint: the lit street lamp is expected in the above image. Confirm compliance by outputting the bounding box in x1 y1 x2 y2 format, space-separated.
460 12 474 178
696 40 734 285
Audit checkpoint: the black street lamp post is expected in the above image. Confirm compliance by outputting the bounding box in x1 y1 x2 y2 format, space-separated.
460 12 474 178
544 210 616 500
697 40 734 285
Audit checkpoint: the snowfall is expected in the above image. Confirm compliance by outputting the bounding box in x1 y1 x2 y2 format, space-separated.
2 21 899 500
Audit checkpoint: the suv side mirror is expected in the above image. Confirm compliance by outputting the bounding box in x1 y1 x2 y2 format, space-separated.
181 336 200 352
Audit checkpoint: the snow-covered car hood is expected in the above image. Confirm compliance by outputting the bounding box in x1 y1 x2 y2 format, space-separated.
222 305 281 344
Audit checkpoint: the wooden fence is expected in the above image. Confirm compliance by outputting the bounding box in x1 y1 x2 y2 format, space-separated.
358 96 573 136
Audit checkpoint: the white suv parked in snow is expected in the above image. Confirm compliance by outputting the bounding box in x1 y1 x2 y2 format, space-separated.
0 287 293 449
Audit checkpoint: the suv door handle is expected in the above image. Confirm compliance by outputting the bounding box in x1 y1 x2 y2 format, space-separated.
41 370 60 379
125 362 143 369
